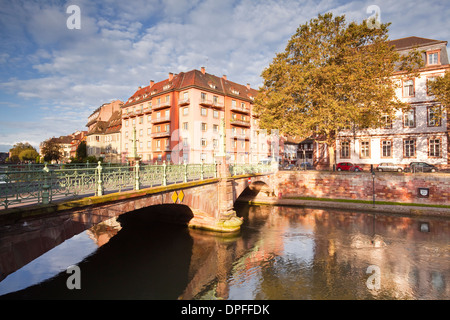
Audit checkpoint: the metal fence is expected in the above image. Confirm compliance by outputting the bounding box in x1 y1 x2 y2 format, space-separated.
0 161 273 209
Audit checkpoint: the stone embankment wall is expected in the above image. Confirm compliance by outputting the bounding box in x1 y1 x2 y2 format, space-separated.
275 171 450 205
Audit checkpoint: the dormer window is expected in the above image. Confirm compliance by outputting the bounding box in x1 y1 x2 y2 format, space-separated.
427 50 440 65
163 84 171 90
231 89 240 95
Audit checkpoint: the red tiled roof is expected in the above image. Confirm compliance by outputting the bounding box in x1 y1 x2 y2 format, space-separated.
124 69 258 106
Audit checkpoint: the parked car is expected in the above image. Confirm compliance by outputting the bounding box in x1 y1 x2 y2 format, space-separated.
406 162 439 173
336 162 363 172
281 164 297 171
299 162 315 170
376 163 403 172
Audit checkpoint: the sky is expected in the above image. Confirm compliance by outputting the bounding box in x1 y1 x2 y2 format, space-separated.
0 0 449 153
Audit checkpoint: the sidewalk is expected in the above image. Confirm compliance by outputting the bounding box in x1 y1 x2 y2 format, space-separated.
237 196 450 218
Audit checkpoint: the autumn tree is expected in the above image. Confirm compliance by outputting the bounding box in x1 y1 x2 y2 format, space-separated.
40 138 62 163
254 13 422 168
428 71 450 116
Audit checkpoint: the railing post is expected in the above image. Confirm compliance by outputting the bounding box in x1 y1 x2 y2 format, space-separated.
135 160 140 190
42 163 50 205
96 161 103 196
162 161 167 186
213 158 217 178
184 160 188 183
201 160 204 180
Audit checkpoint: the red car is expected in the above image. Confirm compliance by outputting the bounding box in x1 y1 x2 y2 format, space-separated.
336 162 363 172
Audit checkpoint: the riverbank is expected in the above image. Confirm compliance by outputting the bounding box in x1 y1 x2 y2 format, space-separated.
237 196 450 219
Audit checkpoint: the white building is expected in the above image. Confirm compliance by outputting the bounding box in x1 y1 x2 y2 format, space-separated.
336 37 449 169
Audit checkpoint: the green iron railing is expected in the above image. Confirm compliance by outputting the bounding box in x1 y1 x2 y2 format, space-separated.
0 161 273 209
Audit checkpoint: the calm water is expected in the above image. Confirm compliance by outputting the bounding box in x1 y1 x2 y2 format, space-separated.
0 204 449 299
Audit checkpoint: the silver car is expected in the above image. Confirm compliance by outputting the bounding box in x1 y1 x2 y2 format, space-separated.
376 163 403 172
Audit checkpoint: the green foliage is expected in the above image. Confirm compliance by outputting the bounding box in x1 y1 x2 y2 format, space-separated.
428 71 450 115
255 13 424 166
9 142 39 163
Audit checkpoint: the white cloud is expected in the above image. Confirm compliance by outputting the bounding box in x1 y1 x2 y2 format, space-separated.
0 0 449 152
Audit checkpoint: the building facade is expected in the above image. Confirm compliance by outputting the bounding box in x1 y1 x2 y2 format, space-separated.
336 37 450 169
121 68 274 164
86 100 123 162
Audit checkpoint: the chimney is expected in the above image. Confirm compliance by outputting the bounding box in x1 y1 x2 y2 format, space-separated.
168 72 174 81
222 75 227 80
150 80 154 87
201 67 206 74
246 83 251 90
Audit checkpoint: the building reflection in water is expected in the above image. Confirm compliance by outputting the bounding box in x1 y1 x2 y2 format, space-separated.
190 205 449 300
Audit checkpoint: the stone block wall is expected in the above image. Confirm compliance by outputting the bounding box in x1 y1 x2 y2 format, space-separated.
275 171 450 205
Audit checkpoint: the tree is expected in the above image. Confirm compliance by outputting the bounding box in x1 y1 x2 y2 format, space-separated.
19 149 39 162
76 141 87 161
40 138 62 162
9 142 38 163
428 71 450 116
254 13 423 168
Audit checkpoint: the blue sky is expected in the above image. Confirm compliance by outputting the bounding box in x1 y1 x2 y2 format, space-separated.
0 0 449 153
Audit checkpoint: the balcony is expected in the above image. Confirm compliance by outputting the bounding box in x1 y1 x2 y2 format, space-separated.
230 119 251 127
178 98 190 106
151 116 171 124
151 131 171 138
199 98 213 107
230 105 250 114
231 132 250 140
212 101 224 109
152 101 171 110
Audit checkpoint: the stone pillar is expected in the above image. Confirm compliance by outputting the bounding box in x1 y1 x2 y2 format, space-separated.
214 118 242 230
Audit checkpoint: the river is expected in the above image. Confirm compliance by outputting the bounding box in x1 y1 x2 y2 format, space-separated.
0 203 449 299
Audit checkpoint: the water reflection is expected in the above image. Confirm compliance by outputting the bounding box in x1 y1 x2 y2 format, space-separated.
1 204 449 300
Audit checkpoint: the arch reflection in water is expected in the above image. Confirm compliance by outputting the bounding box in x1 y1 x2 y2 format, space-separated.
1 204 449 300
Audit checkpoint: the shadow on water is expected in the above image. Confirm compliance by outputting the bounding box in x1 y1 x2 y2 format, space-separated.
1 205 194 300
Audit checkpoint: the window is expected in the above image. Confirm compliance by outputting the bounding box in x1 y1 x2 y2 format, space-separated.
156 140 161 150
125 143 128 150
139 129 143 136
139 142 143 149
404 139 416 158
125 120 129 127
201 92 207 102
213 124 219 133
156 111 161 119
231 100 236 108
213 139 218 147
201 138 207 147
403 79 414 97
125 131 128 138
183 107 189 116
427 51 439 65
340 141 350 159
201 123 207 131
201 107 207 116
165 124 170 132
403 108 415 128
381 114 392 129
183 138 188 147
381 140 392 158
147 115 151 122
427 76 437 95
165 110 170 118
156 125 161 133
429 138 441 157
147 141 151 148
147 128 151 135
183 122 188 130
427 105 441 127
213 110 219 118
360 140 370 158
139 116 143 124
